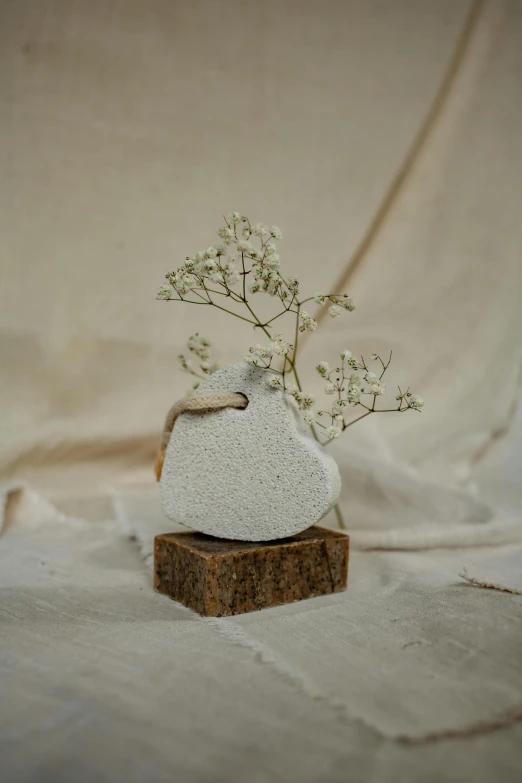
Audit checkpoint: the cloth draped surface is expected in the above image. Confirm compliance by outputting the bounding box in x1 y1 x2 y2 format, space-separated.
1 1 522 781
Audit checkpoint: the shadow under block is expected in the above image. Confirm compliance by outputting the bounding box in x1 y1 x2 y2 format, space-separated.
154 525 349 616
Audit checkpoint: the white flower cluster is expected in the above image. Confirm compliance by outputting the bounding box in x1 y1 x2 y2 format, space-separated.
313 293 356 316
157 284 173 300
187 333 211 361
325 426 341 439
397 388 424 410
315 350 389 411
284 384 315 412
160 212 296 306
160 243 232 298
243 334 294 368
177 334 219 382
250 241 287 299
159 213 423 447
308 351 425 440
299 311 318 332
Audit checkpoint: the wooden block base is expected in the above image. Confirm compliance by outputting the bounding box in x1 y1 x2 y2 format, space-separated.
154 525 349 616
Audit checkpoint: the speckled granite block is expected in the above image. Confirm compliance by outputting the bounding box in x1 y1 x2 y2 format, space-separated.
154 526 349 616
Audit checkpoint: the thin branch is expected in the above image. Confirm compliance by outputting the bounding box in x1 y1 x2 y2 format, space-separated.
342 410 372 430
378 350 393 380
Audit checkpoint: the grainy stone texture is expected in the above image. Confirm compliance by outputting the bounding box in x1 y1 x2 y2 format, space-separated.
160 363 341 541
154 525 349 616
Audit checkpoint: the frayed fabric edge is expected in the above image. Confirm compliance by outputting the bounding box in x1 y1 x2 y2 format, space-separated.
207 616 522 745
110 487 522 744
459 567 522 595
396 708 522 745
205 617 389 740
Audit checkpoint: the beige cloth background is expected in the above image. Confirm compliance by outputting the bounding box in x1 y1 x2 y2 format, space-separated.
1 0 522 781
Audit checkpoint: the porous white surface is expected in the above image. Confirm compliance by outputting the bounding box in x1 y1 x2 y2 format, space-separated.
160 363 341 541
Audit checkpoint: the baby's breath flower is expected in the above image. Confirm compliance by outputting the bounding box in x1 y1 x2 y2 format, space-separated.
268 375 283 389
347 385 361 404
203 259 217 273
293 390 305 406
217 226 235 244
243 353 257 365
236 239 253 254
341 349 353 362
249 281 261 294
177 354 193 372
316 361 329 376
370 353 379 361
341 297 356 311
187 333 212 360
205 246 218 258
229 211 242 224
364 371 378 384
181 273 197 289
332 399 347 413
349 373 361 385
271 334 292 356
224 261 240 286
270 226 283 240
265 254 280 270
325 426 341 439
303 410 316 425
265 272 281 297
287 276 299 294
324 381 335 395
313 293 326 305
408 395 424 409
285 385 313 411
299 311 317 332
157 284 172 300
328 304 341 318
252 223 268 237
177 335 218 381
302 394 315 409
255 343 274 359
370 380 386 395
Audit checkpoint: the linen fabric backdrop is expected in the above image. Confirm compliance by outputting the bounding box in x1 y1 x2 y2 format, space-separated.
1 1 522 781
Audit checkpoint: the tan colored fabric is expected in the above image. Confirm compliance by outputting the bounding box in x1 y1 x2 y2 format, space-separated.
1 483 522 783
1 0 479 480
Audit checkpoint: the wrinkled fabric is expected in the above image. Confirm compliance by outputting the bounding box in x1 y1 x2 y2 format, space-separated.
1 484 522 783
2 0 522 780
